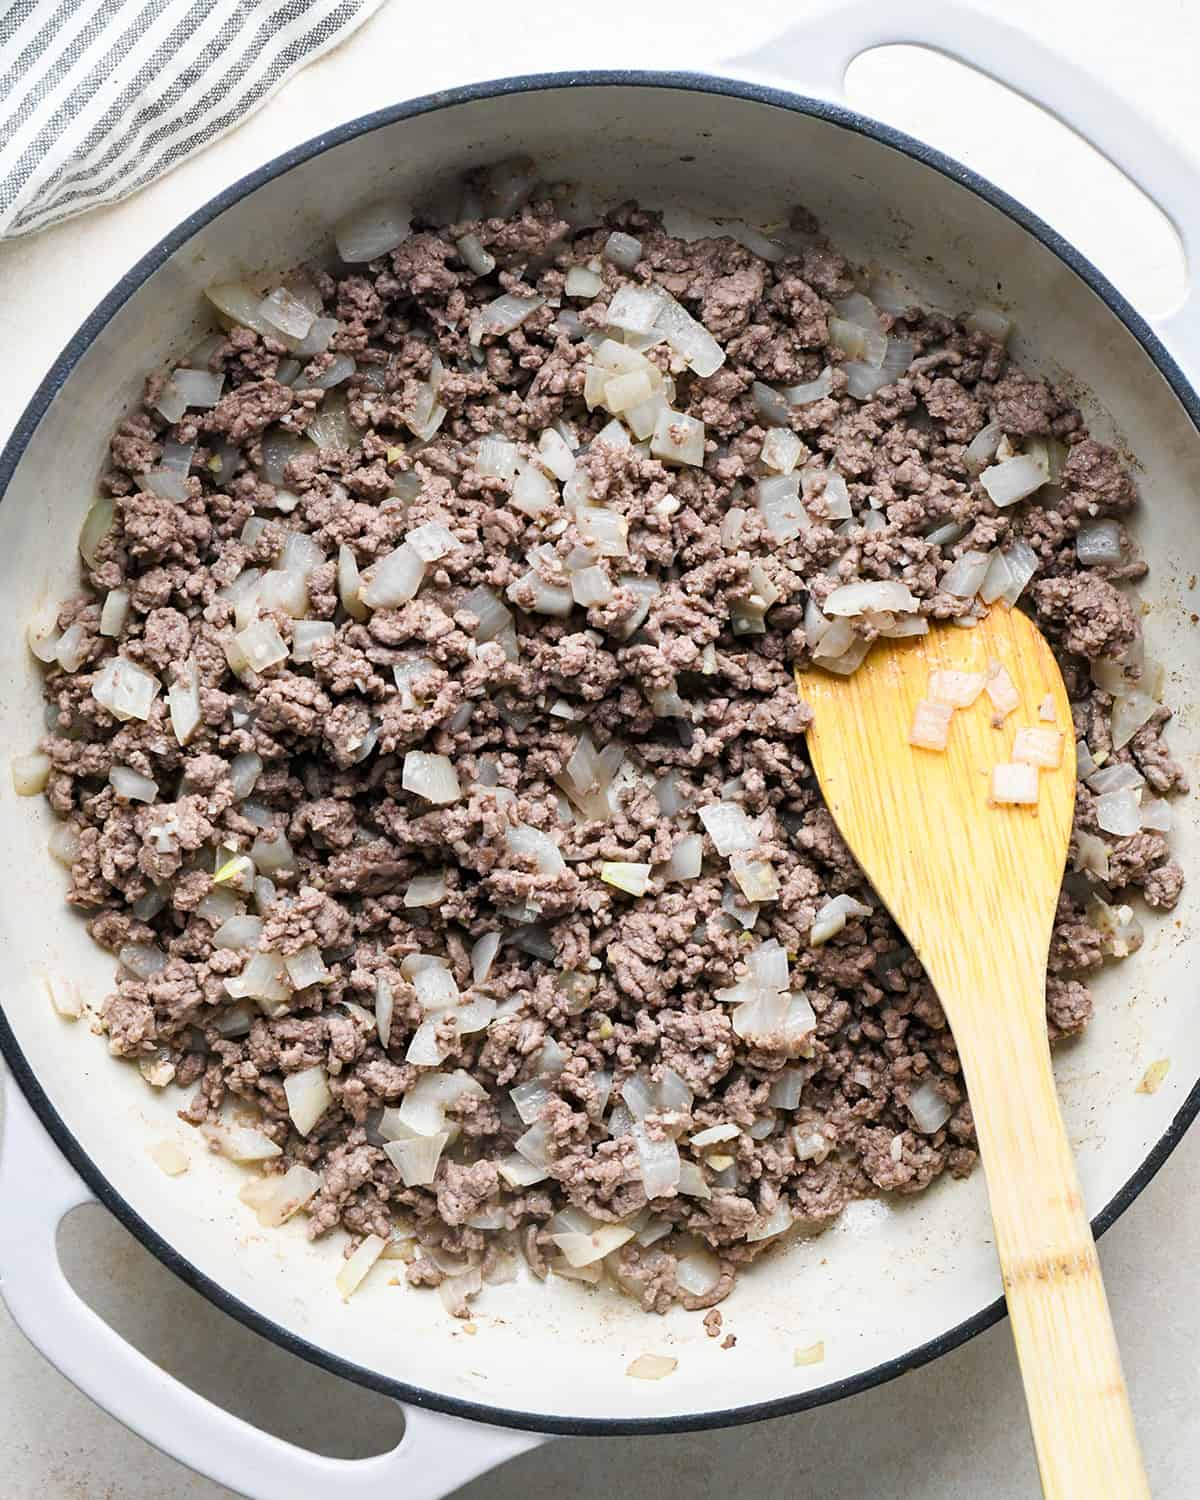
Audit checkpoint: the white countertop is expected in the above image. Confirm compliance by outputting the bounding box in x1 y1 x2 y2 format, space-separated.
2 2 1198 1494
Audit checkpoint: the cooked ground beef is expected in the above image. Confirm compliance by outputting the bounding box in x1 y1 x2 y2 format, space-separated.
29 169 1185 1320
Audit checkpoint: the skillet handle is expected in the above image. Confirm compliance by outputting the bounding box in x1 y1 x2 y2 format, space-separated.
724 0 1200 378
0 1076 543 1500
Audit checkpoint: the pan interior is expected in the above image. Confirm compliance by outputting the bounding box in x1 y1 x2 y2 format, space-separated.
1 80 1197 1428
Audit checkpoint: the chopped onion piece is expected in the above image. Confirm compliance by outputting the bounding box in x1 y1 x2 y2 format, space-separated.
664 833 703 883
1140 797 1172 832
335 201 410 262
406 522 462 562
470 292 544 344
360 542 425 608
402 750 461 805
825 580 918 617
224 951 289 1003
285 946 330 989
909 1080 952 1133
768 1069 805 1109
601 861 651 897
980 455 1045 507
746 1203 793 1243
928 669 984 708
250 828 294 874
650 408 705 467
257 286 314 341
602 232 642 269
204 1122 282 1163
941 550 991 598
235 618 288 673
335 1233 387 1303
12 752 50 796
965 306 1012 342
730 856 779 903
691 1123 740 1148
1076 518 1123 566
990 762 1039 805
985 660 1020 719
909 698 953 752
810 894 872 946
1096 787 1142 836
1074 830 1111 879
626 1353 677 1381
677 1160 711 1200
456 233 495 275
100 589 131 638
91 656 161 722
109 765 158 803
337 544 368 622
471 931 501 985
240 1162 321 1227
383 1130 450 1193
1111 689 1158 750
760 428 803 475
167 657 202 746
48 821 81 866
284 1065 332 1136
1012 727 1063 769
552 1223 636 1267
783 367 834 405
675 1243 722 1296
652 289 725 377
633 1123 680 1198
699 801 757 856
212 915 263 951
404 871 447 908
291 620 335 664
962 420 1003 472
459 585 512 642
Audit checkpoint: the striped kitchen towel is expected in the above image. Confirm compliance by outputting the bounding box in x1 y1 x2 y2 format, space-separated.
0 0 386 240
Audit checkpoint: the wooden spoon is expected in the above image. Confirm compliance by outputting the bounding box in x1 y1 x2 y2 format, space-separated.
796 605 1148 1499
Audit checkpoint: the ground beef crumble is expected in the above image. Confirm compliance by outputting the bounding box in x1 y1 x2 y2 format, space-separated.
29 165 1185 1320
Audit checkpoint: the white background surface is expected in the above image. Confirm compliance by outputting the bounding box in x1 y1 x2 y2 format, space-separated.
2 1 1198 1495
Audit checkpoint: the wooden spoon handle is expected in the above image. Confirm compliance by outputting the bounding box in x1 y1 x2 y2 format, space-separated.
952 993 1149 1499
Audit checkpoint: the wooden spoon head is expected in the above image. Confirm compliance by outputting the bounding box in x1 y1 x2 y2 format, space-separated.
796 608 1075 1004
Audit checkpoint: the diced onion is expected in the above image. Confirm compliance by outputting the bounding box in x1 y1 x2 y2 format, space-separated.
469 292 544 345
962 420 1003 472
109 765 158 803
1096 787 1142 836
212 915 263 950
285 946 330 989
665 833 703 882
471 932 501 984
980 455 1045 507
402 750 461 805
404 871 447 908
909 698 953 752
990 762 1039 805
91 656 161 722
335 1233 387 1301
203 1122 282 1163
746 1203 793 1242
626 1354 677 1380
602 232 642 269
941 550 991 598
928 669 984 708
600 861 651 897
1076 519 1123 566
360 542 425 608
633 1123 680 1198
100 590 131 638
1111 689 1158 751
698 801 757 856
12 752 51 796
335 202 410 263
224 951 289 1003
825 580 918 617
239 1162 322 1227
1012 727 1063 769
783 367 833 405
551 1223 636 1267
809 894 872 946
909 1080 951 1133
985 660 1020 719
167 657 202 746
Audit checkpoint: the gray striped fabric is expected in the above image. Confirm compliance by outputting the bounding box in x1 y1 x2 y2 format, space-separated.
0 0 385 239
